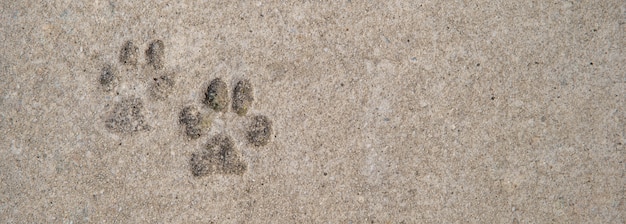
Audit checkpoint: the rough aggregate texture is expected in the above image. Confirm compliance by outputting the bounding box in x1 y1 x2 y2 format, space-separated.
0 0 624 223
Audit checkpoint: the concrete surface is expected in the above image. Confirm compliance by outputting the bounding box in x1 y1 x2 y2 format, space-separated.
1 0 625 223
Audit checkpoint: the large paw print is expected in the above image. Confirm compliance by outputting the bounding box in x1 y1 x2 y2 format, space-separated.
99 40 175 134
182 78 273 177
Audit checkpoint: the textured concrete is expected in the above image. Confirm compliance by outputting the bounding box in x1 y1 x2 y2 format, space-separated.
1 0 624 223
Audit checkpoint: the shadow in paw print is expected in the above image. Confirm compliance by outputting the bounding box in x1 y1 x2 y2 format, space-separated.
105 97 151 133
232 79 253 116
180 77 274 144
179 105 212 139
99 65 118 92
119 40 138 66
204 78 229 112
146 40 165 70
190 134 247 176
150 75 175 100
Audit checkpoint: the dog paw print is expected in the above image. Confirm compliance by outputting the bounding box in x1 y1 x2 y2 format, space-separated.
183 78 273 176
99 40 175 134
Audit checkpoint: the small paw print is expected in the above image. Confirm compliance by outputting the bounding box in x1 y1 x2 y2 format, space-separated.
99 39 175 134
182 78 273 176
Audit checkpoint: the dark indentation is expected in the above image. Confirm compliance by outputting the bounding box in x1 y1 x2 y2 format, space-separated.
99 65 118 91
105 97 150 133
185 126 203 140
190 134 247 176
150 75 175 100
204 78 229 112
232 79 254 116
179 106 204 139
146 39 165 70
119 40 138 66
179 106 200 126
247 115 273 146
